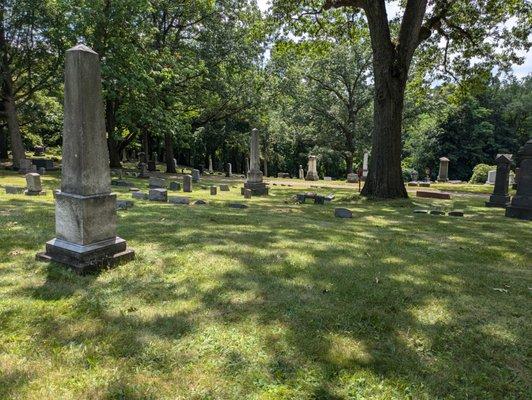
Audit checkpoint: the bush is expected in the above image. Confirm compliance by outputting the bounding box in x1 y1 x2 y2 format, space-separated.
469 164 496 184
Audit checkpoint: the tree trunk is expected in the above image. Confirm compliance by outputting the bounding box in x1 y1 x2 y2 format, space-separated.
164 131 176 173
107 136 122 168
361 69 407 198
3 94 26 168
0 123 7 160
105 100 122 168
345 153 354 174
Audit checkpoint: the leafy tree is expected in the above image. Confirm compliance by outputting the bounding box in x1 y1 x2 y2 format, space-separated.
272 0 531 198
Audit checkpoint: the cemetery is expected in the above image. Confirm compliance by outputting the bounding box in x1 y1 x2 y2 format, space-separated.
0 1 531 399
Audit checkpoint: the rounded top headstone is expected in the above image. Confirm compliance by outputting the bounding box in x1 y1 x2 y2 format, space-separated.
439 157 450 162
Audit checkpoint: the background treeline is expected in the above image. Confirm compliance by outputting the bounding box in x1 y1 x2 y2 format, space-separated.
1 0 530 180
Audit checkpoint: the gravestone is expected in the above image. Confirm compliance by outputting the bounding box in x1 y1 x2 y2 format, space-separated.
132 191 148 200
513 167 519 190
5 186 25 194
169 181 181 191
486 154 512 208
346 173 358 183
324 176 332 181
334 208 353 218
220 184 230 191
244 188 252 199
32 159 55 170
34 146 45 156
305 155 319 181
25 173 45 195
411 170 419 181
183 175 192 192
138 162 148 178
169 196 189 205
506 139 532 220
486 170 496 185
149 177 166 189
36 45 134 272
210 186 217 195
149 188 167 202
208 155 213 174
38 167 46 175
416 190 451 200
362 152 369 179
299 165 304 179
147 160 156 172
244 128 268 195
19 159 33 174
277 172 290 178
192 169 201 183
225 163 232 177
437 157 450 182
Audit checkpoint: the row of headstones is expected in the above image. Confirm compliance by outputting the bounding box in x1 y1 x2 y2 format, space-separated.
4 173 46 196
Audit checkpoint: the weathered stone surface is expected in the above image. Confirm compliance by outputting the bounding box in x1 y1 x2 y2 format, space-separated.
169 181 181 191
225 163 232 177
132 191 148 200
324 176 332 181
486 154 512 208
429 210 445 215
416 190 451 200
192 169 201 183
506 139 532 220
413 209 429 214
437 157 450 182
277 172 290 178
220 184 230 191
116 200 134 210
244 189 252 199
419 182 431 187
305 155 319 181
346 173 358 183
168 196 190 205
25 173 43 194
244 181 269 195
448 210 464 217
32 159 55 170
362 152 369 179
147 160 157 172
299 166 305 179
210 186 217 195
138 163 149 178
183 175 192 192
149 188 168 202
229 203 248 209
19 159 33 174
208 155 213 174
149 177 166 189
194 199 207 205
334 208 352 218
408 182 419 187
5 185 25 194
36 45 134 272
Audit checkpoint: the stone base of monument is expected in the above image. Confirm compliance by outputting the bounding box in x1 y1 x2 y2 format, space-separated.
24 190 46 196
36 237 135 274
505 205 532 220
305 172 319 181
244 181 269 195
485 194 511 208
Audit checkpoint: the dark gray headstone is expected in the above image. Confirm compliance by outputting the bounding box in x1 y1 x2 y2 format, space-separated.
149 188 168 202
334 208 352 218
506 139 532 220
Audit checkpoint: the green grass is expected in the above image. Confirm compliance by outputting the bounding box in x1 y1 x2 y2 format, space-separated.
0 170 530 399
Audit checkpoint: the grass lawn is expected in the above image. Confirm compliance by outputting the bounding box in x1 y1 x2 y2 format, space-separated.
0 169 530 399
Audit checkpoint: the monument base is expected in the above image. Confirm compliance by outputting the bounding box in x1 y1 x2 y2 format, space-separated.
24 190 46 196
505 205 532 221
485 194 511 208
305 172 319 181
36 237 135 274
244 181 269 195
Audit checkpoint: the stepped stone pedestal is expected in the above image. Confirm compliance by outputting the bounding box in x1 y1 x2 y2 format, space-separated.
36 45 134 273
305 155 319 181
244 128 268 195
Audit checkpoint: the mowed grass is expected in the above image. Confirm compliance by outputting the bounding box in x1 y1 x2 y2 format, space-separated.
0 170 530 399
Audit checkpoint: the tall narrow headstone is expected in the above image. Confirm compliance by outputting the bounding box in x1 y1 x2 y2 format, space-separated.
362 152 369 179
299 165 304 179
183 175 192 192
225 163 232 177
486 154 512 208
305 155 319 181
244 128 268 195
208 155 213 174
437 157 450 182
506 139 532 220
36 45 134 272
192 168 200 183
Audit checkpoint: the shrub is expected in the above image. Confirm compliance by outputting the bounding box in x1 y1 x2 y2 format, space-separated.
469 163 496 184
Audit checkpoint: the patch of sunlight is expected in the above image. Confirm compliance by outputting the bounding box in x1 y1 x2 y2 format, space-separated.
410 298 452 325
382 256 403 265
326 333 373 367
361 215 395 227
479 322 518 343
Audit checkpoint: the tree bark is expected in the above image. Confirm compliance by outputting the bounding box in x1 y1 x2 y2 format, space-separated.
345 153 354 174
105 100 122 168
164 131 176 173
0 123 8 160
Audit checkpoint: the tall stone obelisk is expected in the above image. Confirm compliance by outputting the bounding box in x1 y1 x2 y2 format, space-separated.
244 128 268 195
36 45 134 273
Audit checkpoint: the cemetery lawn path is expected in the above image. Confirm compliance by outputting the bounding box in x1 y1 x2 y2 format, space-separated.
0 171 530 399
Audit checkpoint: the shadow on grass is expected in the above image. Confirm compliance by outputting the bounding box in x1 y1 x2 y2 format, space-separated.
1 180 530 398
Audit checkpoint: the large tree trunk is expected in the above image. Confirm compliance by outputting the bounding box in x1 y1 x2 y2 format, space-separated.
0 124 7 160
164 132 176 173
107 136 122 169
361 70 407 198
105 100 122 168
345 153 354 174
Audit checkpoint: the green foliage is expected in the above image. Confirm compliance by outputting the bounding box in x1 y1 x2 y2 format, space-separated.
469 163 496 184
